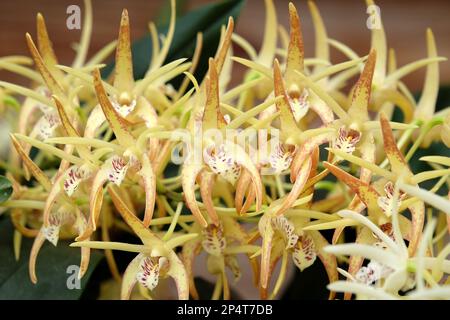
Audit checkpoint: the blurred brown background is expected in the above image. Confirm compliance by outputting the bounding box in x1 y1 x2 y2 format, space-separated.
1 0 449 92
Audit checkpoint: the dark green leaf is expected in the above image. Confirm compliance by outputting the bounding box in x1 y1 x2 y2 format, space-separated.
0 176 12 203
0 217 103 299
155 0 188 26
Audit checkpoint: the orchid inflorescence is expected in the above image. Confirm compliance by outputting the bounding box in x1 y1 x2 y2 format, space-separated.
0 0 449 300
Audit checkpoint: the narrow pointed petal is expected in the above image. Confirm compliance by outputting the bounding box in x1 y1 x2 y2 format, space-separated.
235 168 252 214
108 184 156 245
79 246 91 279
291 133 331 182
343 227 374 300
181 162 208 228
214 17 234 74
181 237 202 299
258 0 277 66
114 9 134 93
407 201 425 256
308 1 329 74
324 162 385 222
309 230 338 299
42 174 64 226
139 153 156 227
258 215 274 291
10 134 52 191
166 250 190 300
25 33 66 100
366 0 387 86
121 253 143 300
285 3 304 79
93 68 135 148
276 158 311 216
29 230 46 284
348 49 376 123
202 59 225 130
273 59 300 138
199 171 219 226
229 142 263 211
359 133 376 184
416 29 439 120
36 13 65 82
36 13 58 66
86 168 108 234
53 96 92 161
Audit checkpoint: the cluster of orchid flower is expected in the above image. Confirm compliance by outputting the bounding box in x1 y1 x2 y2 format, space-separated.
0 0 449 300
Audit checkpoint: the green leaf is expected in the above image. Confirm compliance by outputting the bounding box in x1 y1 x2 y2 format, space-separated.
155 0 188 26
0 217 103 299
0 176 12 203
104 0 246 85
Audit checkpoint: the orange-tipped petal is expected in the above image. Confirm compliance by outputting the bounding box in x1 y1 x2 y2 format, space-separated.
241 185 256 216
324 162 385 221
36 13 65 82
347 49 376 123
290 132 331 183
285 3 304 79
114 9 134 93
53 96 92 161
36 13 58 67
25 33 66 100
273 59 300 139
108 184 156 245
379 113 410 174
214 17 234 75
93 68 135 148
235 168 252 214
53 96 79 137
379 114 424 255
202 59 226 131
10 134 52 191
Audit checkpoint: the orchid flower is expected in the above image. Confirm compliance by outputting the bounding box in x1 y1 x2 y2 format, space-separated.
181 215 259 300
325 208 450 299
0 0 448 301
71 185 194 300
